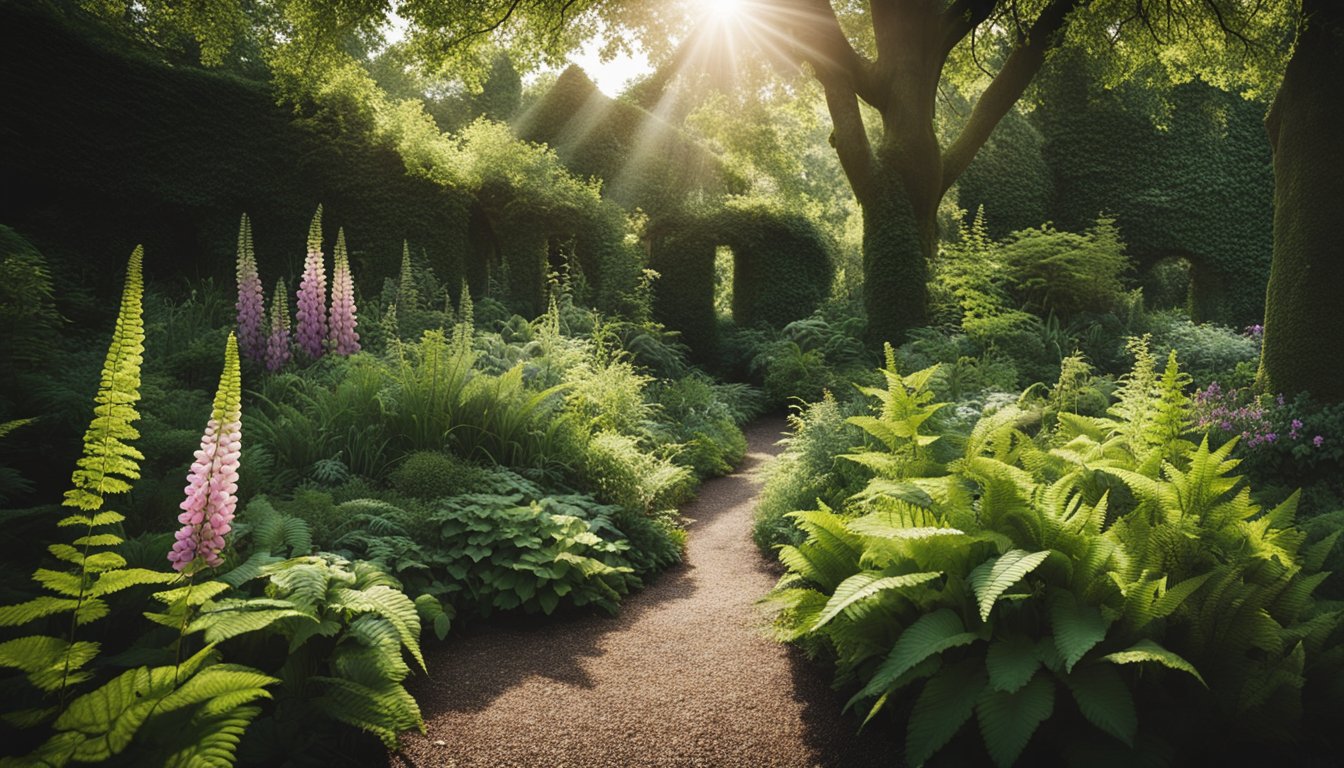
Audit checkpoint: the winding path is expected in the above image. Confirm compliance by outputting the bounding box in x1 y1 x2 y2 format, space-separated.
392 416 897 768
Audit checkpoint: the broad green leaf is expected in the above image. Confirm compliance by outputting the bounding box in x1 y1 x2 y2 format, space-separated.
906 659 986 766
976 674 1054 768
969 550 1051 622
1065 662 1136 746
1051 592 1111 672
1102 640 1206 686
854 609 981 701
813 571 941 629
985 635 1040 693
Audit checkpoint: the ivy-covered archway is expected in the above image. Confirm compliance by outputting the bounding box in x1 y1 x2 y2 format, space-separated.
649 200 835 357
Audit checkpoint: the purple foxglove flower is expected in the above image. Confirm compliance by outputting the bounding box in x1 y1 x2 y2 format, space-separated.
235 214 266 363
265 279 292 372
328 228 360 356
169 334 243 573
295 206 328 359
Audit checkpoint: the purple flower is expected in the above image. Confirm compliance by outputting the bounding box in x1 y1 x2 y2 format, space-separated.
168 334 242 573
1314 435 1325 448
327 228 360 356
234 214 266 363
265 279 292 372
295 206 328 360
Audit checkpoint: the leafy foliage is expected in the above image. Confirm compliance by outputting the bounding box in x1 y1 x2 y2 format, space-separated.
766 345 1344 765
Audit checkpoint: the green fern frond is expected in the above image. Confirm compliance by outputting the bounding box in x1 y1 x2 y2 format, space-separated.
906 659 986 766
1050 592 1111 672
1064 661 1137 746
63 246 145 514
975 673 1054 768
853 609 981 702
0 636 100 692
969 550 1051 622
813 571 942 629
985 635 1041 694
1102 639 1206 686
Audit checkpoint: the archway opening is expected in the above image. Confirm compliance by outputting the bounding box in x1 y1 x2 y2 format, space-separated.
1141 254 1193 312
714 245 734 320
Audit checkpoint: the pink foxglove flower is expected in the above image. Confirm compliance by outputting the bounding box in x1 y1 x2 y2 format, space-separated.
265 279 292 372
169 333 242 573
295 206 328 359
328 227 360 355
235 214 266 363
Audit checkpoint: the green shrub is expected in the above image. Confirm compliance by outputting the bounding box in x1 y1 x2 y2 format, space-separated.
390 451 493 501
1145 311 1257 386
766 345 1344 766
999 217 1131 318
753 394 869 553
578 431 696 514
647 374 751 478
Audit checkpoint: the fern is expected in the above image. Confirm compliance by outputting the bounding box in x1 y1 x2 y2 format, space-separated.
975 674 1055 768
969 550 1051 622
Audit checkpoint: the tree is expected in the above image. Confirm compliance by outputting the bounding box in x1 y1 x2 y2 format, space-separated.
1259 0 1344 400
750 0 1083 344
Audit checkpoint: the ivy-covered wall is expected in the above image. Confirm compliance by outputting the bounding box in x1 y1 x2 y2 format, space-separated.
955 108 1053 239
0 3 475 297
649 201 835 357
1030 54 1274 326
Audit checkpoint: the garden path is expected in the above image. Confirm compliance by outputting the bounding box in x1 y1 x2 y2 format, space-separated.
391 416 897 768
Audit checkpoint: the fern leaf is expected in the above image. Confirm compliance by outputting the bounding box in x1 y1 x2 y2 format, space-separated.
0 596 83 627
330 585 425 671
1148 572 1214 623
976 674 1054 768
970 550 1051 622
1065 661 1136 746
1102 639 1206 686
906 659 986 766
188 600 315 643
0 636 100 692
1051 592 1111 672
62 246 145 513
161 704 262 768
813 571 942 629
985 635 1040 693
854 609 981 701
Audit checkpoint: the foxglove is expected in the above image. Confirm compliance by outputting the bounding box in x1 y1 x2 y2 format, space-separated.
328 227 360 355
234 213 266 363
168 333 242 572
295 205 328 359
265 279 292 372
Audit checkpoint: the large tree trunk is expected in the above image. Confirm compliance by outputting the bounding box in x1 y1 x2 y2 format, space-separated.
1259 0 1344 401
861 125 943 346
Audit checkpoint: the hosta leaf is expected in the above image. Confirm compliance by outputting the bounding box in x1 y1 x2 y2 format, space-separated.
976 674 1054 768
1051 593 1111 672
854 609 980 702
1064 661 1136 746
1102 640 1206 686
906 659 986 766
985 635 1040 693
813 571 942 629
970 550 1051 622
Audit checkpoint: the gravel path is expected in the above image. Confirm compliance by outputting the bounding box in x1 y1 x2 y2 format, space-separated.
392 416 898 768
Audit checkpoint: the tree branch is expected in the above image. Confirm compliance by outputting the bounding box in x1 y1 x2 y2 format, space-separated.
941 0 997 57
777 0 884 108
940 0 1084 192
821 79 877 199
